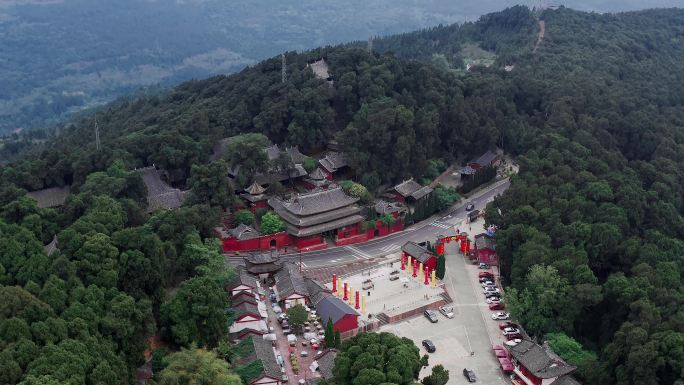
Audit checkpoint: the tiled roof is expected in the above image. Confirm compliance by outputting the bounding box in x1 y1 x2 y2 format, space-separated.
317 349 338 379
228 266 258 291
264 144 281 161
254 164 308 185
509 340 576 379
550 376 582 385
305 278 331 306
410 186 433 200
274 203 362 227
283 214 365 237
234 301 261 319
26 186 70 208
308 168 327 181
44 236 59 256
475 234 496 251
275 263 308 301
245 181 267 195
460 165 477 175
231 291 258 306
136 167 188 213
249 336 282 382
286 146 307 164
229 224 261 240
393 179 423 198
374 200 407 215
469 150 498 167
319 152 348 173
401 241 434 264
316 295 358 325
269 187 359 216
246 251 279 264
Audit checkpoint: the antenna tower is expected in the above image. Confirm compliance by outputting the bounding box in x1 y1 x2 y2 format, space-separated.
94 120 101 151
281 53 286 83
367 36 373 54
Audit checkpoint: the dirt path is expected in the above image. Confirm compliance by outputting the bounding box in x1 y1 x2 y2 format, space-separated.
533 20 545 53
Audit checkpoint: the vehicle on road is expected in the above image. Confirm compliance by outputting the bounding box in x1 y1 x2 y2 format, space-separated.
422 339 436 353
479 272 494 279
505 339 522 347
503 327 520 335
424 309 438 323
489 302 505 310
499 322 519 330
466 203 475 211
486 297 502 304
468 209 480 221
438 306 454 319
479 277 494 283
463 368 477 383
492 312 510 320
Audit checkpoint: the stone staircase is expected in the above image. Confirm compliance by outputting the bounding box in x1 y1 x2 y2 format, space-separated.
376 313 390 327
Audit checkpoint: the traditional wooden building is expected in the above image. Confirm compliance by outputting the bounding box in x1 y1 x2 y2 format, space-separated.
315 295 359 334
474 233 498 266
274 263 309 310
390 179 433 204
136 166 189 213
301 167 331 190
461 150 500 179
244 252 283 278
227 266 259 297
217 223 293 252
269 187 364 249
401 241 437 271
318 152 349 180
26 186 71 208
229 301 267 334
508 340 578 385
241 181 268 212
234 336 283 385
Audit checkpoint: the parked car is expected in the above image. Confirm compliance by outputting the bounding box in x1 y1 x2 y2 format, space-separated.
503 327 520 335
479 272 495 279
281 374 289 383
466 203 475 211
483 287 500 294
485 292 502 300
489 303 505 310
422 339 436 353
438 306 454 319
506 333 523 341
486 297 502 304
272 304 283 313
463 368 477 383
505 339 522 347
491 312 510 320
478 262 491 269
278 313 288 323
481 281 496 288
499 322 519 330
424 309 438 323
300 350 309 357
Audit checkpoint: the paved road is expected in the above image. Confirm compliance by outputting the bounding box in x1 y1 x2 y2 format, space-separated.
228 179 510 269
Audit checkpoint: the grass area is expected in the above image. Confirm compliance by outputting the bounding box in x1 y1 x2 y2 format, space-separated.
461 43 497 69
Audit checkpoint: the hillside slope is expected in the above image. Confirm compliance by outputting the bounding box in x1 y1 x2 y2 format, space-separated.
1 6 683 385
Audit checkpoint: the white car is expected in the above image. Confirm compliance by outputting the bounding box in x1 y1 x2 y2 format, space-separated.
486 297 503 304
483 287 500 294
503 328 521 335
481 281 495 288
505 339 522 347
439 306 454 319
491 312 510 320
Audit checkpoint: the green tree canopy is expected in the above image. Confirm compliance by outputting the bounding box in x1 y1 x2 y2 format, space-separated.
260 212 285 234
158 347 241 385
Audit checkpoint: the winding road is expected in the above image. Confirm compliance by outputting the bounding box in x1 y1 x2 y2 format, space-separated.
227 178 510 270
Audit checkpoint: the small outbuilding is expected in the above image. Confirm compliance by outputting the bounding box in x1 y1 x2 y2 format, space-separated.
401 241 437 271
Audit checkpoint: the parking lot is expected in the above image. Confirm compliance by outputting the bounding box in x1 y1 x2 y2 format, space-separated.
381 235 510 385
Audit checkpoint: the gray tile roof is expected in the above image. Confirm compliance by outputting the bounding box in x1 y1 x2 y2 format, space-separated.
509 340 576 379
229 224 261 240
305 278 331 306
245 181 267 195
319 152 348 173
283 214 365 237
264 144 281 161
374 200 407 215
274 203 362 227
250 336 282 382
269 187 359 216
234 301 261 319
315 295 358 325
286 146 307 164
308 167 328 181
469 150 498 167
26 186 70 208
410 185 433 200
275 263 308 301
401 241 434 264
550 376 582 385
460 165 477 175
317 349 338 379
231 291 258 305
228 266 258 291
393 179 424 198
136 167 188 213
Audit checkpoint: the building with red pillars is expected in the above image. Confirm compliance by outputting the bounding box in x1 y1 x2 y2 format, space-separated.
401 241 437 272
240 181 269 212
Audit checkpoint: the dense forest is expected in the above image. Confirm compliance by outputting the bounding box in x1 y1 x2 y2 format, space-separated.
0 5 683 385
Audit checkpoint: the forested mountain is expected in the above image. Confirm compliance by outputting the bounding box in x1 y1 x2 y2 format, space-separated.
1 5 683 385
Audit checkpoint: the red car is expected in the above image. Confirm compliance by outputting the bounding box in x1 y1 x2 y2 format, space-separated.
489 303 505 310
479 272 494 279
506 333 523 341
499 322 519 330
